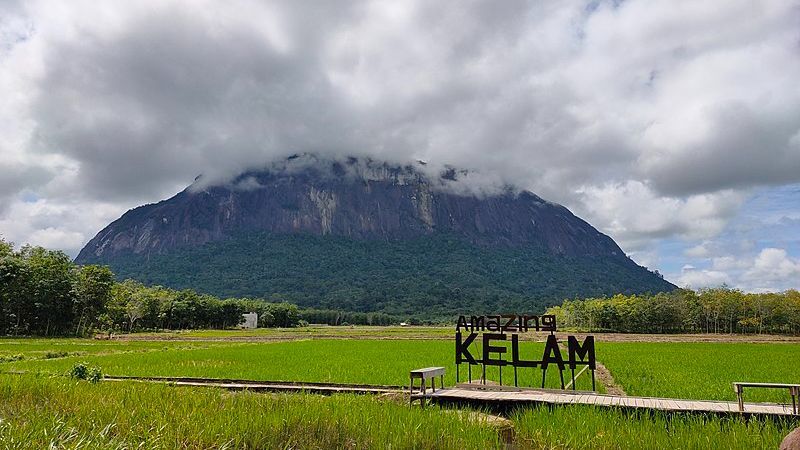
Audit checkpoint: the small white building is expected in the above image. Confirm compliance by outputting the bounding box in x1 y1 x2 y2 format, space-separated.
241 312 258 329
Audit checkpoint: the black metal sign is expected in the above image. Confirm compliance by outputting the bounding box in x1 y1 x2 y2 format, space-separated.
455 314 596 390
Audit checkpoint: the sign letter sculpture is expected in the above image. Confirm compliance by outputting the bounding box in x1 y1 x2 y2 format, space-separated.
455 314 596 390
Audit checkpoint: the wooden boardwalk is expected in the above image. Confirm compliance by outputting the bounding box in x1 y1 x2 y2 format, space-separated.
105 375 402 395
104 375 797 418
425 386 799 418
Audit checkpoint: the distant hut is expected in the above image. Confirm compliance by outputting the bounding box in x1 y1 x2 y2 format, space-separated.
241 312 258 329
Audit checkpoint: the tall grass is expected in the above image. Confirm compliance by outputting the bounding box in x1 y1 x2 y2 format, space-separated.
512 405 794 449
0 374 794 449
0 374 502 449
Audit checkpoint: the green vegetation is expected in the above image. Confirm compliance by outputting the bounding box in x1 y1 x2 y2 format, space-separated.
93 231 674 317
2 339 595 390
0 373 793 449
599 342 800 403
0 374 502 449
548 288 800 334
0 338 230 357
105 279 301 331
1 336 798 448
166 324 452 339
9 338 800 404
5 338 799 403
69 362 103 383
0 237 303 336
7 238 800 337
512 405 792 449
300 308 396 326
0 241 113 336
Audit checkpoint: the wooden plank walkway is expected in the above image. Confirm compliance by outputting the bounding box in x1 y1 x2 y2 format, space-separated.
103 375 798 418
426 387 798 418
105 376 403 395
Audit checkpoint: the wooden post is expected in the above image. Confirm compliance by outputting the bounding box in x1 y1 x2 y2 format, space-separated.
409 377 414 406
421 377 427 408
736 384 744 413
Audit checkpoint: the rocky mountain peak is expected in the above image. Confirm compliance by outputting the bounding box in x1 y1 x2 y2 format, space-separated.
74 154 674 312
77 155 619 262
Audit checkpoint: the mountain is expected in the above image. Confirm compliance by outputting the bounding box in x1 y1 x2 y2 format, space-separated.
76 155 674 317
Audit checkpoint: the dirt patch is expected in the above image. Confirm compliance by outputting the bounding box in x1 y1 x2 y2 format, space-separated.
525 332 800 344
376 392 408 405
108 328 800 344
595 363 625 396
445 410 515 447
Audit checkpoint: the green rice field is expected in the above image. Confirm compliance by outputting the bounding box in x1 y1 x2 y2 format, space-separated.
598 342 800 403
1 339 594 391
0 338 232 362
3 337 797 402
1 332 798 448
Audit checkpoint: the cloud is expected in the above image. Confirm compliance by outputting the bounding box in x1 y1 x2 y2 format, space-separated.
684 242 712 258
0 197 123 256
676 264 732 289
742 248 800 291
0 0 798 272
670 247 800 292
575 180 745 250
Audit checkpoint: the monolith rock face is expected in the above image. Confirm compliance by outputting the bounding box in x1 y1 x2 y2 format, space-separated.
76 155 674 316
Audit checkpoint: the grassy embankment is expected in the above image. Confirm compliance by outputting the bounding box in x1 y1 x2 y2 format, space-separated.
0 338 236 362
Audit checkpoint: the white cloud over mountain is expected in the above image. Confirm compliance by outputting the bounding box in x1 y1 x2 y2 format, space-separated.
0 0 798 291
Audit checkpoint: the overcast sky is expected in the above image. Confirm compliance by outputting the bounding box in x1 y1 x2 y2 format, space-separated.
1 0 799 292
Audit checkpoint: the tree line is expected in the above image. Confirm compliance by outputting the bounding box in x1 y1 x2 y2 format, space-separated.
0 239 301 336
299 309 396 326
546 288 800 335
6 238 800 336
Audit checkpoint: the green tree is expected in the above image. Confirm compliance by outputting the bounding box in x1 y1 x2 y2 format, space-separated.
73 265 114 335
0 240 27 334
20 246 75 335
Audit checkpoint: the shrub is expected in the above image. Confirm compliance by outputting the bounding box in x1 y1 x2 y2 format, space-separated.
87 367 103 384
0 354 24 363
70 362 88 380
70 362 102 383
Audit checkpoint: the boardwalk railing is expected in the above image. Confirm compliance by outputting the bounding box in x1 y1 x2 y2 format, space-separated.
426 384 799 418
733 382 799 415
